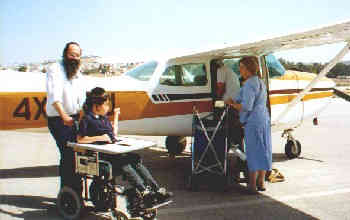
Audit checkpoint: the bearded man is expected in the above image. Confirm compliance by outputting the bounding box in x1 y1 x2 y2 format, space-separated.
46 42 88 195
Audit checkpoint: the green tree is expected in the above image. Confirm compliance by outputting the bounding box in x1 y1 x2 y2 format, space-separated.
330 63 347 76
18 65 28 72
311 63 323 74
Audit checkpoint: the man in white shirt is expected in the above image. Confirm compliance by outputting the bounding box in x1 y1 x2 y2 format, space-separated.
215 59 243 156
46 42 88 194
216 59 240 102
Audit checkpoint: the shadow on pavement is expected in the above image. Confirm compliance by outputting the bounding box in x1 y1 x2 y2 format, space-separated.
0 165 58 179
272 153 324 163
0 195 115 220
0 195 58 220
272 153 290 162
0 147 319 220
138 148 319 220
297 156 324 163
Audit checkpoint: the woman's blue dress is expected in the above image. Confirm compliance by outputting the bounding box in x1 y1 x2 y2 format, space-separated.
236 76 272 172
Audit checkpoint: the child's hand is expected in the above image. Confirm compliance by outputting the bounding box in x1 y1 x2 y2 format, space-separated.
114 108 120 116
101 134 112 143
113 108 120 136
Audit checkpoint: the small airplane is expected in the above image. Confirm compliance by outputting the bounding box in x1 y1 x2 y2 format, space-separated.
1 20 350 159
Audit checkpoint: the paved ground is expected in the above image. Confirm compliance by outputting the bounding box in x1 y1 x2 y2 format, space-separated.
1 98 350 220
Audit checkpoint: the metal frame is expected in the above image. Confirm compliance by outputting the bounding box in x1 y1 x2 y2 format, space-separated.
191 106 228 176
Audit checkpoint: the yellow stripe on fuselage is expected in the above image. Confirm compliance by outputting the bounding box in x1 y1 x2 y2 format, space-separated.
0 89 332 130
0 91 212 130
270 91 333 105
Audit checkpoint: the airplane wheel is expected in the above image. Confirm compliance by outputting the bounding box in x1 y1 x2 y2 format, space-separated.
285 140 301 159
166 136 186 156
57 186 83 220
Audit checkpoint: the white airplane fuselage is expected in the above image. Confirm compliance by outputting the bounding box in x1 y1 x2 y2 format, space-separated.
0 56 335 136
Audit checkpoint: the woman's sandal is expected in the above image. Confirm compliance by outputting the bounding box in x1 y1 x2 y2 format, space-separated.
257 186 266 191
244 187 259 195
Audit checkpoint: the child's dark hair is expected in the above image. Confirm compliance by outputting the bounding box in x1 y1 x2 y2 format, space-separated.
83 87 110 112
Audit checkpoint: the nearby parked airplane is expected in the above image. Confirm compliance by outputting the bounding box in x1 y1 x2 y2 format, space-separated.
1 20 350 159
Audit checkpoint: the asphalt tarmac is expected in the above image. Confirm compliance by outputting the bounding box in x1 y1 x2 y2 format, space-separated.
1 98 350 220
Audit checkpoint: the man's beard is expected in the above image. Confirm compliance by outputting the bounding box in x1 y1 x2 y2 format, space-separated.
63 58 81 79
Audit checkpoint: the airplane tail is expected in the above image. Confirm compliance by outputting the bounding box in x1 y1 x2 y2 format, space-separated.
333 88 350 102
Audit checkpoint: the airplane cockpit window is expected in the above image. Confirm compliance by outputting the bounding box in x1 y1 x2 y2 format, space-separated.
266 54 286 78
182 63 207 86
160 63 208 86
160 65 184 86
124 61 158 81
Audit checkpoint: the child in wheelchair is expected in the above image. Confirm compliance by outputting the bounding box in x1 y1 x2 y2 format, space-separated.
77 87 172 208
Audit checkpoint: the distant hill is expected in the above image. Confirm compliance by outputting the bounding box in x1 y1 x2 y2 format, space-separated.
341 60 350 65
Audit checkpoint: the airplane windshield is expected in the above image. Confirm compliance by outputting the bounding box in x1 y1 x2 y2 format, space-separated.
124 61 158 81
266 54 286 78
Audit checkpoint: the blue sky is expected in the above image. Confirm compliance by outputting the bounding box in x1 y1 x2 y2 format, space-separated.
1 0 350 66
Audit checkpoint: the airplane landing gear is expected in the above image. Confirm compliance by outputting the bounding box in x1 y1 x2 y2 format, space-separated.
282 129 301 159
165 136 187 156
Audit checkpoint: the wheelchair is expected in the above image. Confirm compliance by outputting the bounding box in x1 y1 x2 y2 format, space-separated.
57 142 171 220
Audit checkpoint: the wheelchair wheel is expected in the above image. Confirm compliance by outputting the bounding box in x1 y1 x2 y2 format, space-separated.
89 179 113 211
57 186 83 220
111 211 129 220
142 209 157 220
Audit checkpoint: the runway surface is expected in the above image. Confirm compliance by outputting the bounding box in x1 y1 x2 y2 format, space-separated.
1 98 350 220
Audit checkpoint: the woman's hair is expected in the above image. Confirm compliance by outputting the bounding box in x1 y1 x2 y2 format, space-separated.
83 87 110 112
239 56 259 75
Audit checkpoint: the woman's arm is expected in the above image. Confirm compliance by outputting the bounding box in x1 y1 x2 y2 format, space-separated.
225 98 242 111
230 102 242 111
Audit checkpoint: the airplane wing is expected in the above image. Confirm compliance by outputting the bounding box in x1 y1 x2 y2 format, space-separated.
172 20 350 127
173 20 350 60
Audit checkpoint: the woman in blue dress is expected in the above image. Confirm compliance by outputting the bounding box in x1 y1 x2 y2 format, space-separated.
228 56 272 193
